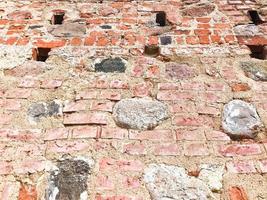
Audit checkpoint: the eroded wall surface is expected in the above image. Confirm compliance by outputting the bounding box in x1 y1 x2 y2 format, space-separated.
0 0 267 200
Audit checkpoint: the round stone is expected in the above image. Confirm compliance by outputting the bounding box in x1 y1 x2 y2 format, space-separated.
113 98 169 130
222 100 263 139
144 164 216 200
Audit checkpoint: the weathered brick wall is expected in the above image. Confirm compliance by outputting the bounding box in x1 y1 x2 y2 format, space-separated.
0 0 266 199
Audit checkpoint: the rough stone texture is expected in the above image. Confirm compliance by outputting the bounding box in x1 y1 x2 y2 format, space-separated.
113 98 169 130
144 164 215 200
94 57 127 73
46 157 94 200
28 100 62 123
0 45 32 69
222 100 263 139
233 25 262 36
198 164 224 192
240 61 267 81
165 62 196 80
182 3 215 17
48 23 86 37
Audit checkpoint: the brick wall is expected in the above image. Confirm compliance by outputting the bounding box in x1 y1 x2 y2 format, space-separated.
0 0 266 200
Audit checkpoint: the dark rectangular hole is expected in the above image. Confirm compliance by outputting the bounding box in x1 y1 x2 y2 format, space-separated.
248 10 263 25
52 12 65 25
156 11 166 27
247 45 266 60
33 48 51 62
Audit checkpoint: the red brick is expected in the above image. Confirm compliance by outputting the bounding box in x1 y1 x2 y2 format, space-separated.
110 80 129 89
129 130 174 141
176 129 206 141
228 186 248 200
91 100 115 112
18 184 37 200
63 112 107 125
157 91 195 101
14 160 46 174
123 142 146 155
218 144 262 157
226 160 256 173
0 114 13 125
5 88 32 99
186 36 199 45
0 99 21 111
100 91 121 101
46 141 89 154
75 90 98 100
96 175 114 190
40 79 62 89
205 130 230 141
258 159 267 173
153 143 182 156
101 127 127 139
170 102 196 113
133 82 152 97
18 78 39 88
0 161 13 175
231 83 250 92
63 100 88 112
44 128 69 141
194 29 211 35
173 115 213 127
70 37 82 46
34 39 66 48
184 143 210 156
122 176 141 189
198 35 210 44
72 126 99 139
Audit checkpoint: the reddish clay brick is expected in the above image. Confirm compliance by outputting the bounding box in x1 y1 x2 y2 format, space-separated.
231 83 250 92
72 126 99 139
63 112 107 125
44 128 69 141
129 130 174 141
34 39 66 48
96 175 114 190
184 143 210 156
101 127 127 139
153 143 182 156
258 159 267 173
228 186 248 200
176 129 206 141
18 184 37 200
123 142 146 155
218 144 262 157
226 160 257 173
40 79 62 89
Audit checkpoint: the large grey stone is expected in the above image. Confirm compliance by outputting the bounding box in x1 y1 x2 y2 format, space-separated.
113 98 169 130
46 156 94 200
94 57 127 73
198 164 224 192
0 45 32 69
144 164 215 200
233 24 262 36
28 100 62 123
240 61 267 81
48 23 86 37
222 100 263 139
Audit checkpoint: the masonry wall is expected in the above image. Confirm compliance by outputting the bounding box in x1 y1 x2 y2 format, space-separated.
0 0 267 200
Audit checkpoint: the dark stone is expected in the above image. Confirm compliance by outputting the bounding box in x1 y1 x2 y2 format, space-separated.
182 3 215 17
29 25 44 29
165 62 196 80
160 36 172 45
240 61 267 81
28 103 47 119
47 101 61 116
144 45 160 57
95 57 126 73
100 25 112 29
28 100 62 122
47 158 92 200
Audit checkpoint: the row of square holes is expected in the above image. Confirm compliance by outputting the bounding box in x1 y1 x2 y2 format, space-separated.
33 10 265 61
